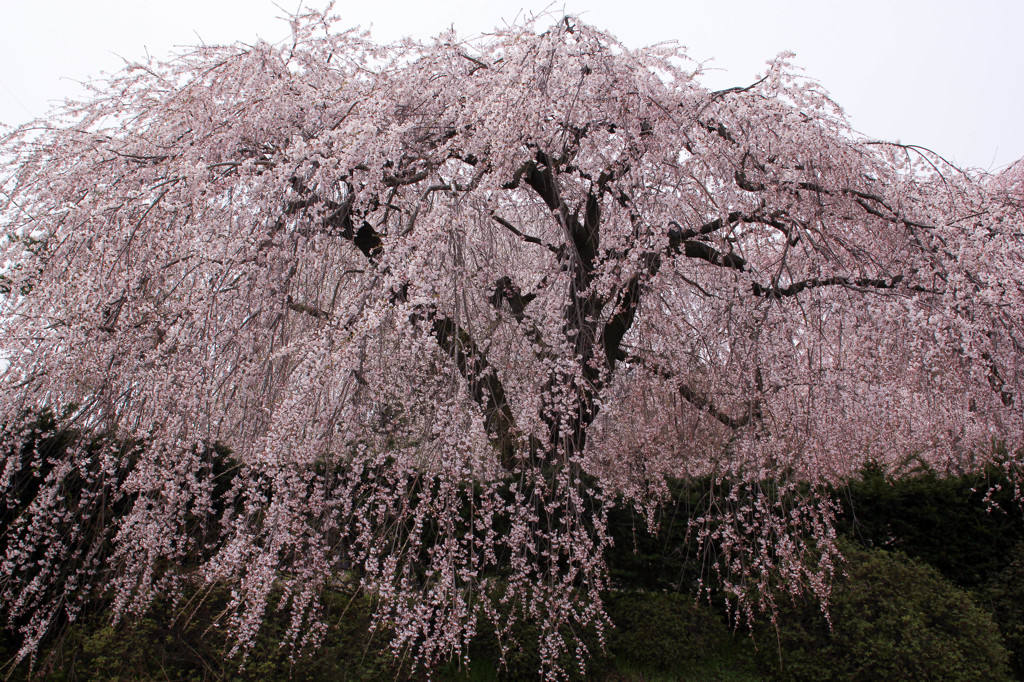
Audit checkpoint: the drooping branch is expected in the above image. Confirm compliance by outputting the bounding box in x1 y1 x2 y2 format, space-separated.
633 355 761 429
730 145 941 236
491 214 560 254
752 274 906 298
676 382 760 430
282 177 529 469
983 350 1016 408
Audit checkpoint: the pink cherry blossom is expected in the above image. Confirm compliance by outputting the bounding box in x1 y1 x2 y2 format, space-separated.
1 7 1021 678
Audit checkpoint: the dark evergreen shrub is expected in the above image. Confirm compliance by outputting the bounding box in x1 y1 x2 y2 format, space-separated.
4 587 397 682
603 591 738 677
757 546 1011 681
835 462 1024 589
981 541 1024 679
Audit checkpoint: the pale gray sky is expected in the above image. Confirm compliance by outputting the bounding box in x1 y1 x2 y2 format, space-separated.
1 0 1021 170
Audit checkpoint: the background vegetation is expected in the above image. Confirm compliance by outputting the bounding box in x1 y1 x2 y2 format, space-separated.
3 430 1023 680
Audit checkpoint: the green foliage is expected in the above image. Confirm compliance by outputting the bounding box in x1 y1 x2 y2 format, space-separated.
603 591 760 681
444 591 608 680
4 421 1023 680
981 541 1024 679
755 546 1011 682
835 462 1024 588
439 590 761 681
604 481 702 593
4 587 397 682
606 591 723 670
4 545 1018 681
604 477 801 595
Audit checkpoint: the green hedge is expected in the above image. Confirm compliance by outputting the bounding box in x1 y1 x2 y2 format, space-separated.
603 591 759 680
982 542 1024 679
4 416 1024 680
835 462 1024 588
2 588 398 682
4 554 1017 681
755 546 1011 682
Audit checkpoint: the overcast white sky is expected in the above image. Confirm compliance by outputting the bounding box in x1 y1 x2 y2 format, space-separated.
1 0 1021 171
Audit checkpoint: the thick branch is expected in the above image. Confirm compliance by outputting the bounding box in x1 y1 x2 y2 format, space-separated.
982 351 1016 408
601 272 644 373
424 312 525 471
383 168 431 187
710 76 768 99
487 277 554 359
669 236 747 271
522 153 599 270
670 211 743 241
665 212 749 271
636 356 760 429
750 274 927 298
489 276 537 320
284 178 383 260
286 296 330 318
491 214 559 254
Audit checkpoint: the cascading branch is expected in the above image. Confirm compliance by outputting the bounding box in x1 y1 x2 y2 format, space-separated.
1 6 1022 677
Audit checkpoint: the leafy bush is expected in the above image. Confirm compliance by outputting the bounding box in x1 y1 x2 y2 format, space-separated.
444 590 759 681
603 591 757 680
4 587 397 682
835 462 1024 588
756 546 1011 681
981 541 1024 679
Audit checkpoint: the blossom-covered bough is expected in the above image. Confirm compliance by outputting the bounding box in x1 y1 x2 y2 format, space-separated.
1 8 1022 677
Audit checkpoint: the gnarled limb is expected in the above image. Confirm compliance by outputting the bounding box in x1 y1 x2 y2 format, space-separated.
422 311 530 471
630 355 762 429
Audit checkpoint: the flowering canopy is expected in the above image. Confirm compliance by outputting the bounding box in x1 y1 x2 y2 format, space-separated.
1 8 1022 677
